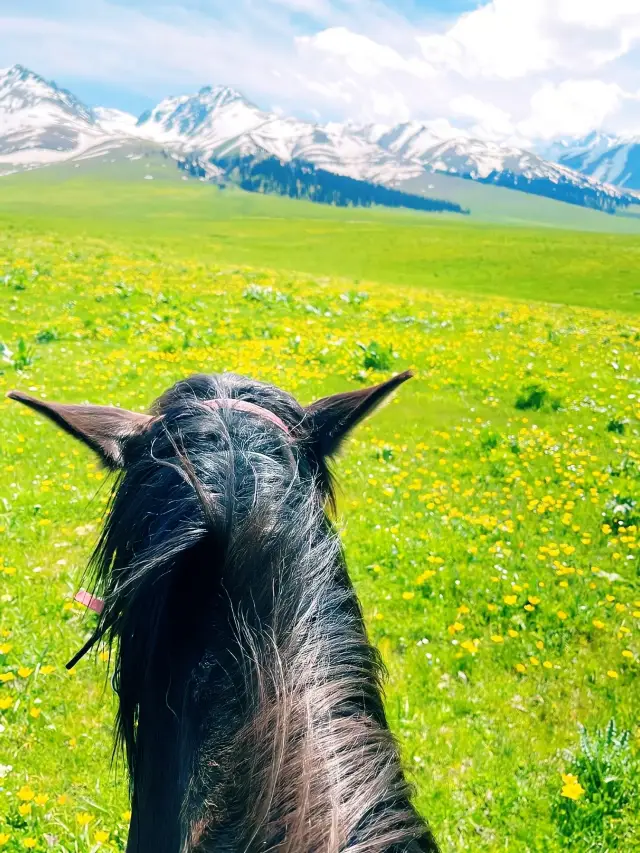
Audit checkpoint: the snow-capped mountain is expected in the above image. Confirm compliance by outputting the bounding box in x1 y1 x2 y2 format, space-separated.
135 85 423 184
137 86 262 144
372 128 636 209
0 64 107 164
539 132 619 169
0 63 637 212
358 120 466 160
540 131 640 192
394 134 623 189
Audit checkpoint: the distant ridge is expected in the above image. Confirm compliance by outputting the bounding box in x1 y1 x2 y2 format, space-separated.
538 131 640 193
0 63 638 214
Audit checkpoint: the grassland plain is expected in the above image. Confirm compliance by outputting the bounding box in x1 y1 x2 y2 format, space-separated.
1 172 640 312
0 183 639 853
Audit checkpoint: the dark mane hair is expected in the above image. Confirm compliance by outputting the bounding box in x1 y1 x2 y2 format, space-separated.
9 372 438 853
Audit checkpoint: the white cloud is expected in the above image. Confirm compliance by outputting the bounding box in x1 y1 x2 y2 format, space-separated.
419 0 554 79
417 0 640 80
268 0 329 13
295 25 438 121
450 94 514 140
305 78 353 105
297 27 434 79
518 80 623 139
559 0 640 29
370 90 411 123
558 0 640 66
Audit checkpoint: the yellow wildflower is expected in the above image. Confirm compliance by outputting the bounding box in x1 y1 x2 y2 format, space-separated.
561 773 585 801
17 785 35 801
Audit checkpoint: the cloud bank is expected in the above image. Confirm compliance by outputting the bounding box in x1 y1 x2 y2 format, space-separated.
1 0 639 142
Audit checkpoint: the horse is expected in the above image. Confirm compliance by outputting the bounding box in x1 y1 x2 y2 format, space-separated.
9 371 438 853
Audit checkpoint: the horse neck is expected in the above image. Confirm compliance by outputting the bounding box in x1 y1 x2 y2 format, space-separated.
191 517 433 852
117 493 435 853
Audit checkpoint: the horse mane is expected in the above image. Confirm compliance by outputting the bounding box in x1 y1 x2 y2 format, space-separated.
82 373 437 853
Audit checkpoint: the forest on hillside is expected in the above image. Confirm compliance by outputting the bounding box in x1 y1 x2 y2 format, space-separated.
179 154 468 214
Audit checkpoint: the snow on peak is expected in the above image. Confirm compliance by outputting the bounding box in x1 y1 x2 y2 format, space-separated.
94 107 139 135
0 64 103 163
0 64 94 124
136 85 259 143
197 85 249 109
540 131 640 191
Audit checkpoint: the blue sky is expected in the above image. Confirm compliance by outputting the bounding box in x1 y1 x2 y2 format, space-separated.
2 0 640 142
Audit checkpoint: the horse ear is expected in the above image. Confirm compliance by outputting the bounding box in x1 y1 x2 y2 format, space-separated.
6 391 154 469
304 371 413 458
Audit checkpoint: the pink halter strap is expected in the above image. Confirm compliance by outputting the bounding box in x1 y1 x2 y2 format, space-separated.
74 589 104 614
202 398 290 435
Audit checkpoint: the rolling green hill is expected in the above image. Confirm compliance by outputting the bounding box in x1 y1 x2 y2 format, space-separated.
1 169 640 312
4 146 640 234
401 171 640 232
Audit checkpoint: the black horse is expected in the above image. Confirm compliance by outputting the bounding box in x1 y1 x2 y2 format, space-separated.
9 372 437 853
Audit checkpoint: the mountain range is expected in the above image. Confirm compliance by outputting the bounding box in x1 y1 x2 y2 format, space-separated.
1 64 639 215
540 132 640 192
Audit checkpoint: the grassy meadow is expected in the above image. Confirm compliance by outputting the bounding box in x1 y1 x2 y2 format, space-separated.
0 175 639 852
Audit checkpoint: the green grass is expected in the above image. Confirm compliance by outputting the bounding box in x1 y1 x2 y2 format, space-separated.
403 171 640 233
0 178 639 852
2 172 640 313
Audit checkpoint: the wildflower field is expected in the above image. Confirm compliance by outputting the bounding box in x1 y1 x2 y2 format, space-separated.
0 178 639 851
